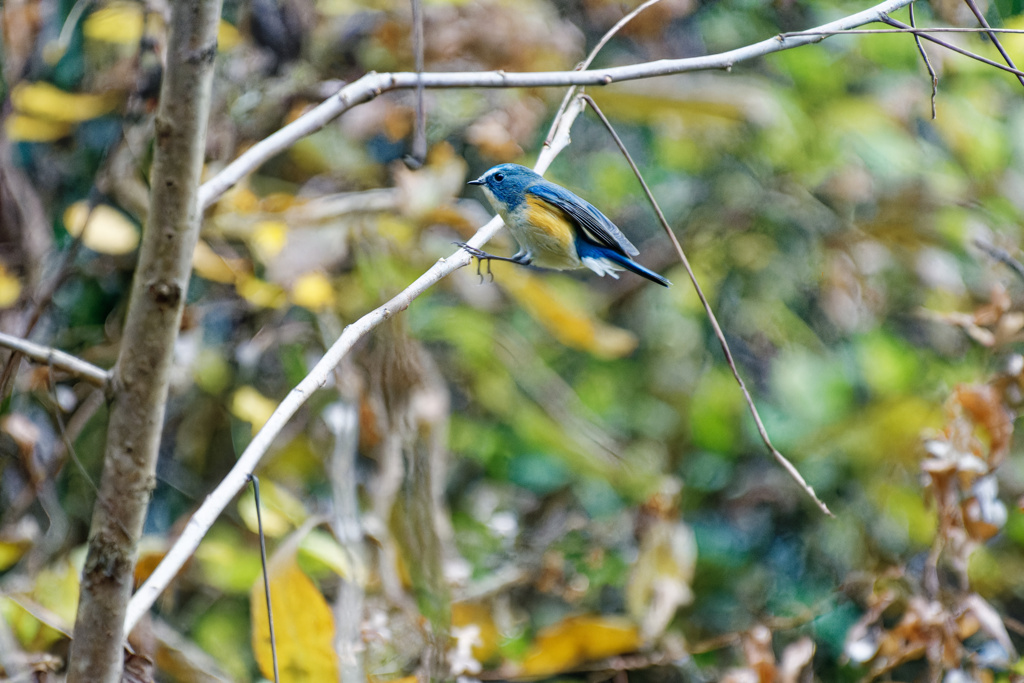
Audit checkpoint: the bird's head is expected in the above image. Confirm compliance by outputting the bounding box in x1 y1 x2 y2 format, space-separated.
468 163 540 212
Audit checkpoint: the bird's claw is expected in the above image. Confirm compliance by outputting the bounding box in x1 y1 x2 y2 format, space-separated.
453 241 495 283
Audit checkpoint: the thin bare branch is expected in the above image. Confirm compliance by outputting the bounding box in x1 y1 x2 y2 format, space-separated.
909 3 938 119
579 93 831 516
781 26 1024 36
973 238 1024 283
546 0 668 146
0 331 110 387
961 0 1024 88
198 0 914 209
407 0 427 167
879 15 1024 77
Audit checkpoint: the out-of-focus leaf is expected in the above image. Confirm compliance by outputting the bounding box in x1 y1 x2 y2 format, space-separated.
83 2 148 44
2 597 67 650
492 263 638 358
84 3 239 51
0 520 35 571
193 239 243 284
194 348 232 395
133 536 168 586
195 527 262 594
871 481 937 547
235 274 288 309
33 558 80 627
250 546 338 681
11 82 118 123
291 271 336 311
778 636 815 683
298 528 356 581
249 220 289 262
393 142 468 219
452 602 500 664
518 615 640 677
217 20 242 50
626 518 697 641
63 201 140 255
237 478 308 537
230 385 277 434
4 114 72 142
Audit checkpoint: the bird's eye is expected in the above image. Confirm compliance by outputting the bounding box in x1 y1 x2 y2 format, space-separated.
493 172 505 182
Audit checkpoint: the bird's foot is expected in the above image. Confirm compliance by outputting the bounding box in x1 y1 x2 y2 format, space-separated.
453 241 500 283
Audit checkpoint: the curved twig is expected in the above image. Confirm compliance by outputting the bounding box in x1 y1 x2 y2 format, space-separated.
578 93 831 516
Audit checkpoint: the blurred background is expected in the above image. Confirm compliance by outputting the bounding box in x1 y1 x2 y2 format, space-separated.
2 0 1024 680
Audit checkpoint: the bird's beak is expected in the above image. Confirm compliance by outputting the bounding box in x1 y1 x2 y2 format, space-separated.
467 177 485 186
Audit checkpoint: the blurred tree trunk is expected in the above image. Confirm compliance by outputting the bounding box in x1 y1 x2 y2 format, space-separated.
364 319 454 681
65 1 222 681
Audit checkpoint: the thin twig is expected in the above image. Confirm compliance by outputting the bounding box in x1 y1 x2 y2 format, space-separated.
0 197 94 401
199 0 915 208
578 94 831 516
546 0 667 147
406 0 427 168
973 238 1024 283
961 0 1024 89
780 26 1024 36
48 369 101 499
0 331 110 387
249 475 279 683
880 15 1024 78
909 3 938 119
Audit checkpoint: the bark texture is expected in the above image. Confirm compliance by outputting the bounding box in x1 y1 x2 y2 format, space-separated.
66 2 222 680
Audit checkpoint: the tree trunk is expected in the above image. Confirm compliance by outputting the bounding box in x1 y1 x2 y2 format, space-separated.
66 1 222 680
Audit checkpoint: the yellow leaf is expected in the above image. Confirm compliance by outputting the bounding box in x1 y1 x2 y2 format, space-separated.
250 220 289 261
11 82 118 123
217 20 242 50
0 540 30 571
298 528 357 581
217 184 261 214
0 266 22 308
494 264 638 358
452 602 500 664
251 555 338 682
34 559 80 627
291 271 336 311
193 239 241 284
83 2 146 45
238 479 308 537
236 274 288 309
63 201 140 255
626 519 697 640
133 536 168 586
5 114 72 142
230 385 277 433
519 615 640 677
84 4 238 52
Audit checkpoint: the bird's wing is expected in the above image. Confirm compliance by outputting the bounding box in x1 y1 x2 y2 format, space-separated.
526 182 639 256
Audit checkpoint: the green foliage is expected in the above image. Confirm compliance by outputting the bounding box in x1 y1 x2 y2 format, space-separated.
5 0 1024 679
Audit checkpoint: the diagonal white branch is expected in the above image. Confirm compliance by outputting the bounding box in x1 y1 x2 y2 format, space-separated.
128 0 912 632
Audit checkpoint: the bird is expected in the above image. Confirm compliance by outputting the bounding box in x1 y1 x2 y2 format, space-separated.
457 163 671 287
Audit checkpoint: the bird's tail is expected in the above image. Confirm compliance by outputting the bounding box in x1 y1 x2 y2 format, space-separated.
596 248 671 287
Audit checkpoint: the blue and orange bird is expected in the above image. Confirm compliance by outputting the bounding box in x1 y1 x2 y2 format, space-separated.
458 163 671 287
